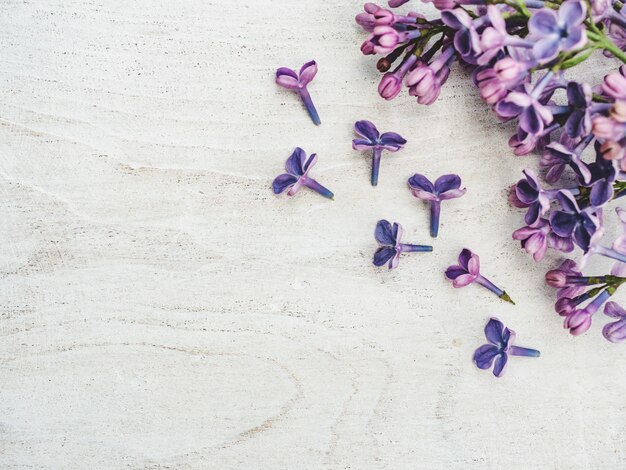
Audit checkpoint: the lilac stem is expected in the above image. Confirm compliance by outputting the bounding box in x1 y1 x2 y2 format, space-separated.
298 87 321 125
476 275 515 304
371 147 382 186
399 243 433 253
509 346 540 357
302 177 334 199
430 200 441 238
595 245 626 264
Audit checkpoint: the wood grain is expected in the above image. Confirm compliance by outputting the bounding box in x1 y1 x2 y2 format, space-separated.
1 0 626 468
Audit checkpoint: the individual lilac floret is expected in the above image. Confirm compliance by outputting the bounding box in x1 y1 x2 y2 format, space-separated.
528 0 588 64
407 173 466 237
374 220 433 269
275 61 321 125
352 120 407 186
550 190 601 251
473 317 540 378
272 147 334 199
445 248 515 304
602 301 626 342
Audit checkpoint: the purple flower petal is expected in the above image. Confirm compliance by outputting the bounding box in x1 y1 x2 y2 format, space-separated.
473 344 499 369
529 9 558 36
285 147 307 176
272 173 298 194
434 174 462 194
603 319 626 342
379 131 407 151
299 61 317 87
444 266 466 280
458 248 473 270
275 67 300 90
533 37 561 62
550 211 577 237
352 138 376 151
303 153 318 173
604 301 626 319
559 0 586 26
590 179 614 207
492 353 508 377
556 190 580 213
375 219 396 246
374 246 396 266
452 273 477 287
439 189 466 200
407 174 435 193
484 317 505 345
354 120 380 142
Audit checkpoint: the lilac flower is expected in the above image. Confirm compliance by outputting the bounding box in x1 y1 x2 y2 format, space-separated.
602 301 626 342
373 220 433 269
388 0 410 7
275 61 321 125
272 147 334 199
445 248 515 304
549 190 601 251
514 169 554 226
512 218 574 262
352 120 407 186
564 82 592 138
473 318 540 378
528 0 587 63
407 173 466 237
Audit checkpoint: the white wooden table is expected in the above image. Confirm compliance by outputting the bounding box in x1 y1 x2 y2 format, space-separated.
1 1 625 468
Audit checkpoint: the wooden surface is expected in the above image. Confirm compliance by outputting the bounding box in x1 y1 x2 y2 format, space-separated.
1 1 626 468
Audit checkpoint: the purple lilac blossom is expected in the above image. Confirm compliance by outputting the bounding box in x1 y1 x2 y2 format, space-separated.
528 0 587 64
407 173 466 237
373 220 433 269
275 61 321 125
272 148 334 199
352 120 406 186
473 318 540 377
445 249 515 303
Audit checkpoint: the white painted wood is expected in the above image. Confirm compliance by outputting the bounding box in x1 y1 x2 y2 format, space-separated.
1 1 625 468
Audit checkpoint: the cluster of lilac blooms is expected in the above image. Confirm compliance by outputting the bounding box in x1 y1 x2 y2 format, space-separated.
274 64 536 376
356 0 626 343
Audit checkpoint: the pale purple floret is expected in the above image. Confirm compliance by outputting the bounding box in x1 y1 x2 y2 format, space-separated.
373 219 432 269
275 61 321 125
352 120 406 186
473 317 540 378
407 173 466 237
445 248 515 303
602 301 626 342
528 0 588 63
272 147 334 199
